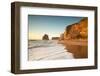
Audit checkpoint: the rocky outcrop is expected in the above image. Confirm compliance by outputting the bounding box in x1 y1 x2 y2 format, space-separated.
62 18 88 40
42 34 49 40
52 37 59 40
58 18 88 58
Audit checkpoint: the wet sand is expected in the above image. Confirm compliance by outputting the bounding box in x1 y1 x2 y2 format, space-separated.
58 39 88 58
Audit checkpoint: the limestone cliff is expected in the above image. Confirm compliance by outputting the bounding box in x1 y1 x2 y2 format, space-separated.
63 18 88 40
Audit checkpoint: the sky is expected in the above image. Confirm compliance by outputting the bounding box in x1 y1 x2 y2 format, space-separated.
28 15 84 40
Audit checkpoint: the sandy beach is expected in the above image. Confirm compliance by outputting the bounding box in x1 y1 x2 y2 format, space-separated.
28 39 88 61
28 40 74 61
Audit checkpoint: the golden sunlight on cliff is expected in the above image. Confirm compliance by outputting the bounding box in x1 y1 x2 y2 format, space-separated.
62 18 88 40
59 18 88 58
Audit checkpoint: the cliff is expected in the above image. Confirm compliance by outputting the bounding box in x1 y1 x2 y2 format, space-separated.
62 18 88 40
58 18 88 58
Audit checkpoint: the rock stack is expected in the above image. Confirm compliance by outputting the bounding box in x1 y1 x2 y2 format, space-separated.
52 37 59 40
42 34 49 40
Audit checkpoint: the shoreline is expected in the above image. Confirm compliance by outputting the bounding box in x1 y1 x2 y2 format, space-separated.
28 40 74 60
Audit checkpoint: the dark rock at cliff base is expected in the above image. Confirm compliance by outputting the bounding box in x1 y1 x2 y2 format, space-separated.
42 34 49 40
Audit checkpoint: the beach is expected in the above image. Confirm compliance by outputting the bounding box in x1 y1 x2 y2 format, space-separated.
28 40 74 61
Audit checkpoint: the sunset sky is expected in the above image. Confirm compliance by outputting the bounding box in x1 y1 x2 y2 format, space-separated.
28 15 84 40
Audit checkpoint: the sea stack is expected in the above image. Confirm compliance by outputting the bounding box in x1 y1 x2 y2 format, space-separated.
42 34 49 40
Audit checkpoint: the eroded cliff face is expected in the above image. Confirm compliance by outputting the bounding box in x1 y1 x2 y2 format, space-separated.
59 18 88 58
63 18 88 40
